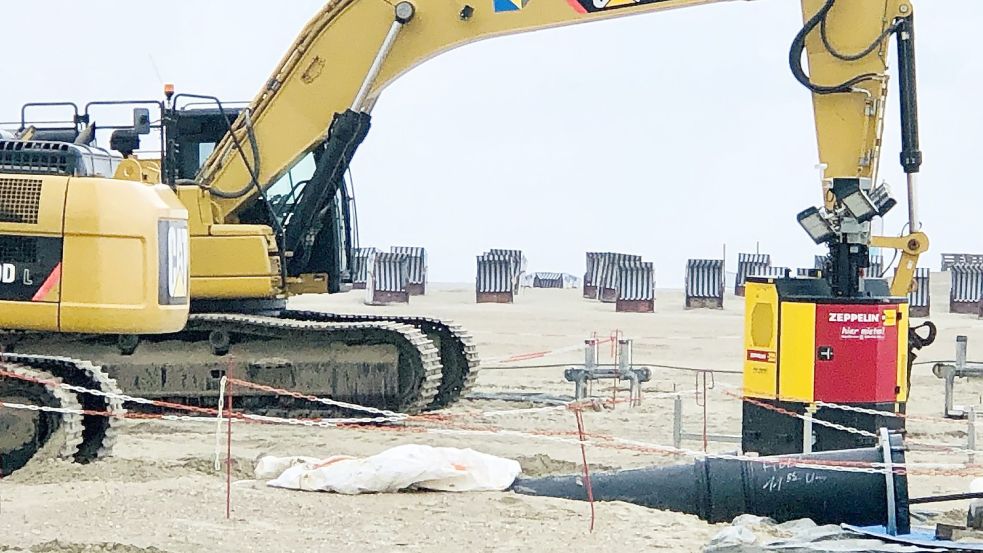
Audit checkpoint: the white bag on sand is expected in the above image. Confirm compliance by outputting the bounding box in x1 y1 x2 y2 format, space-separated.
253 455 324 480
259 444 521 494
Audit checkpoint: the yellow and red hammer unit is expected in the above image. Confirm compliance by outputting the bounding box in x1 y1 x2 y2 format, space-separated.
742 276 910 455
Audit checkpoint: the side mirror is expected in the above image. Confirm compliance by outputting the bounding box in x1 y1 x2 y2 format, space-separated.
133 108 151 135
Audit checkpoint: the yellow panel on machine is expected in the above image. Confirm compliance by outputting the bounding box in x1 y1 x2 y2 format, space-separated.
174 186 282 300
742 277 910 454
0 170 189 334
742 282 778 398
743 282 821 403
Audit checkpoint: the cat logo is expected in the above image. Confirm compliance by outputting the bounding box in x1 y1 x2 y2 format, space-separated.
167 225 189 299
158 219 189 305
569 0 670 14
494 0 528 12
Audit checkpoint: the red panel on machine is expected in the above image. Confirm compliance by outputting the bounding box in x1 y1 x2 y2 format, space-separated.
813 304 899 403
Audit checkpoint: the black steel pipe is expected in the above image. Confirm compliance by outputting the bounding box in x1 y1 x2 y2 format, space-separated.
512 435 908 531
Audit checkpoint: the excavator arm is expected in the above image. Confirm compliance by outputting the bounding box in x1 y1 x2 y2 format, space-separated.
794 0 927 298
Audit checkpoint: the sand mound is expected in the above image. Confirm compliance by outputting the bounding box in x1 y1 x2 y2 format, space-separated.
6 457 256 485
516 454 617 477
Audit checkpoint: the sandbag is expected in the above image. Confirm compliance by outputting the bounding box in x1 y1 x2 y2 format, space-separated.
258 444 521 494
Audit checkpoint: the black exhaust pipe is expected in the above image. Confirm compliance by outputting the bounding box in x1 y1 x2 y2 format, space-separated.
512 433 908 531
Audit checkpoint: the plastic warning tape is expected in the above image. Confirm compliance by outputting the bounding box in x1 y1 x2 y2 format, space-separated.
815 400 966 425
423 426 966 476
482 337 615 365
0 369 406 425
226 378 406 421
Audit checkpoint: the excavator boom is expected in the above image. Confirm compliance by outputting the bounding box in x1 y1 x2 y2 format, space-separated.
199 0 737 214
201 0 902 207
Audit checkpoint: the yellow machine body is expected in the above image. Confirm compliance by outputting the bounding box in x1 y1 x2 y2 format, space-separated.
1 1 926 327
0 175 189 334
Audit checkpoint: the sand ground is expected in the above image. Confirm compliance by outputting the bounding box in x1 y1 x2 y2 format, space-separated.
2 276 982 552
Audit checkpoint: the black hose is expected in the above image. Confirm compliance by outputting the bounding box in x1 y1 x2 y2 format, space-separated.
204 108 262 200
346 166 361 260
910 492 983 505
513 434 910 529
175 93 287 288
821 16 899 62
245 111 262 187
788 0 883 94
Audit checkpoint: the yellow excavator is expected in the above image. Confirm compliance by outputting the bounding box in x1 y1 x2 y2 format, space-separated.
0 0 933 473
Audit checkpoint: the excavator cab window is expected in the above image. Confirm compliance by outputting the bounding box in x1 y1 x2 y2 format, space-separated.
268 153 317 225
198 142 216 163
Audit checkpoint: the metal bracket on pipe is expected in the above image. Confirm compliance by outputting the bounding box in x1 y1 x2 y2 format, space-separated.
881 427 898 536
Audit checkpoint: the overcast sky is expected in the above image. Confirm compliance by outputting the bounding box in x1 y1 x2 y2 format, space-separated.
3 0 980 286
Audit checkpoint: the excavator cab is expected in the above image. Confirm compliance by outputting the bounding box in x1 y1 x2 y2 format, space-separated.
159 100 356 296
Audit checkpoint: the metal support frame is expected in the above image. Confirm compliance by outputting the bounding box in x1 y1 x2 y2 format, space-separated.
803 404 817 454
564 338 650 406
585 339 597 370
880 427 898 536
934 335 983 419
971 407 978 466
672 394 742 450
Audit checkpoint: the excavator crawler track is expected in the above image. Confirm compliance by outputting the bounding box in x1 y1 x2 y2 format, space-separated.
282 310 480 409
4 314 445 420
182 313 443 414
0 355 123 474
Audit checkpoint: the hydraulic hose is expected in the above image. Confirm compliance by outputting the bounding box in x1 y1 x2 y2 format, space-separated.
788 0 884 94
